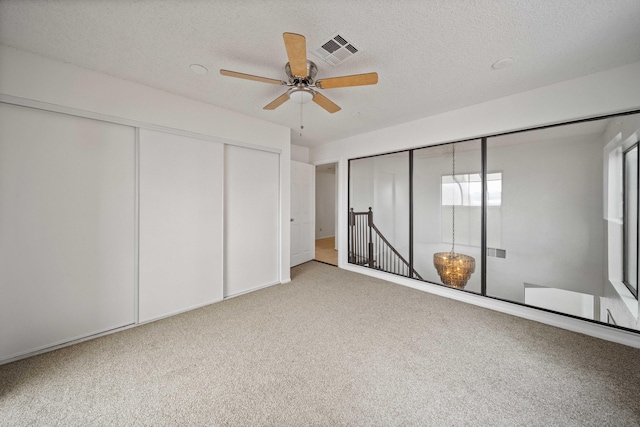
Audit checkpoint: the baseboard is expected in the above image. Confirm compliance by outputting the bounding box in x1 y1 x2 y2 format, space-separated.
138 298 224 325
223 281 281 299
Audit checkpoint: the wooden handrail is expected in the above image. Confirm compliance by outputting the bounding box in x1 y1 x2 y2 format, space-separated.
348 208 423 280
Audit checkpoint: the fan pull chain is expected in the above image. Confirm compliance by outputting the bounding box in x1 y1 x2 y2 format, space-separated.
299 102 304 137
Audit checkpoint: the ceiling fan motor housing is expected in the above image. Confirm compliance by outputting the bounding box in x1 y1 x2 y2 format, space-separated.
286 60 318 84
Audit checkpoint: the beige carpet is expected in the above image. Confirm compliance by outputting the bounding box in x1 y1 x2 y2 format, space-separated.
1 261 640 426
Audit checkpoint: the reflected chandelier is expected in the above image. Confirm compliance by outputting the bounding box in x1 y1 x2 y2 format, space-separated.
433 143 476 289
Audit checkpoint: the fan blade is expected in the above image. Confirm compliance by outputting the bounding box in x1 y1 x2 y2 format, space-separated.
313 92 341 113
263 92 290 110
316 72 378 89
220 69 285 85
283 32 307 77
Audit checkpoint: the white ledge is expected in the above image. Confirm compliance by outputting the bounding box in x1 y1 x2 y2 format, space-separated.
610 280 639 320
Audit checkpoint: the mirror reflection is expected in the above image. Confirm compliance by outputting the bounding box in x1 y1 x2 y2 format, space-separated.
349 152 411 277
486 113 640 330
413 140 482 292
348 112 640 332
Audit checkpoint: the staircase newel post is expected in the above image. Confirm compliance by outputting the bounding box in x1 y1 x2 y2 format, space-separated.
367 207 374 267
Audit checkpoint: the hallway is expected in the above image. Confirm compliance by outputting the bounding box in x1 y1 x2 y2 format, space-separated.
314 237 337 266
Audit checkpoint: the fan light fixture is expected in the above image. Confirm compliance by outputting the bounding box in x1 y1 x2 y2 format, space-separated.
289 88 314 104
433 143 476 289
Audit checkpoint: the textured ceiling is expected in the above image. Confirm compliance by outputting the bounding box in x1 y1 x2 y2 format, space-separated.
1 0 639 148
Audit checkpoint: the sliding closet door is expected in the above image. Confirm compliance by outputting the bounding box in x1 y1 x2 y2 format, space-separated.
0 103 135 362
224 145 279 297
138 129 223 322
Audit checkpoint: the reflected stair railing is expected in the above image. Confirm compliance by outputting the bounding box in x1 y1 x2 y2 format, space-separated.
348 208 422 280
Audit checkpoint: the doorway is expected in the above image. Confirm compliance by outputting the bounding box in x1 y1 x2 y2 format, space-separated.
315 163 338 266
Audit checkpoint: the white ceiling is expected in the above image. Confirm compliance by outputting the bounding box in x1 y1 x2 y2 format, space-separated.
1 1 639 148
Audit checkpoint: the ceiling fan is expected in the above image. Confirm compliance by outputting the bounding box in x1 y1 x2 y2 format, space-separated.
220 32 378 114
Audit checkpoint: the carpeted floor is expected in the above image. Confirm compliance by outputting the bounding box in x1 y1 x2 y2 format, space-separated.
1 261 640 426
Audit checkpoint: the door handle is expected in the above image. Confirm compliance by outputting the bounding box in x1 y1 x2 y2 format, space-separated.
290 218 294 222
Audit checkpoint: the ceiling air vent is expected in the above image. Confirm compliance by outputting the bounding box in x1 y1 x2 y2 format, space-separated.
313 33 360 67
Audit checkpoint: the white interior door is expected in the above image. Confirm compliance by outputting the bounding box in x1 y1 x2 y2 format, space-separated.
291 161 314 267
224 145 280 297
0 103 135 362
138 129 224 323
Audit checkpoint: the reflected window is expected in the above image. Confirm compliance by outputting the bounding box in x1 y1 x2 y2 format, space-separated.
442 173 501 206
441 172 502 248
623 144 638 298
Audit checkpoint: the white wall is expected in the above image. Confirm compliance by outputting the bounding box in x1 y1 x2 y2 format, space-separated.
291 144 310 163
485 133 604 303
0 44 292 284
349 154 411 259
311 60 640 348
525 287 595 319
374 155 411 259
311 61 640 163
315 169 336 239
